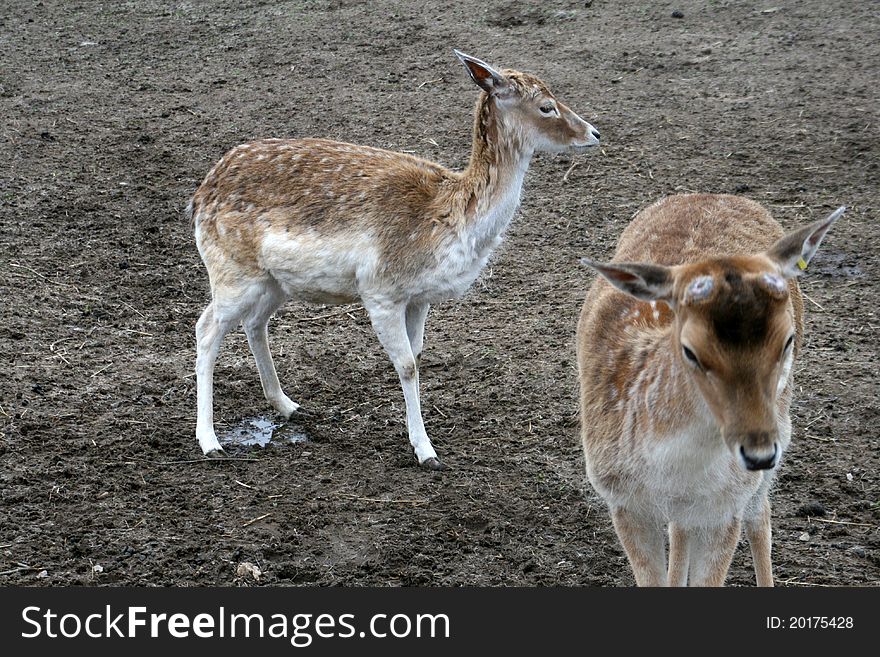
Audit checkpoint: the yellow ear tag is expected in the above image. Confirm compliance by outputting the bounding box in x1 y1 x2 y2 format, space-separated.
797 257 808 271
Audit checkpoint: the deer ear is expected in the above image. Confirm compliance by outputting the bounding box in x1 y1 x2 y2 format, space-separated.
454 50 510 96
581 258 675 303
765 206 845 278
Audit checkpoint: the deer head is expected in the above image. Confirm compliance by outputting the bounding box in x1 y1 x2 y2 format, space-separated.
454 50 600 154
583 206 844 471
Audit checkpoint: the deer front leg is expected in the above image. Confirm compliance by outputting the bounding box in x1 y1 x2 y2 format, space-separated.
744 496 774 587
667 523 691 586
610 507 667 586
365 300 445 470
687 518 742 586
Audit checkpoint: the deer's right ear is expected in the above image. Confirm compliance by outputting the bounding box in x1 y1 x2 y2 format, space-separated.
581 258 675 303
454 50 510 96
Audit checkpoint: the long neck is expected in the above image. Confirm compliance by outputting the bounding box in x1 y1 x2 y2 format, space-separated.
456 94 533 234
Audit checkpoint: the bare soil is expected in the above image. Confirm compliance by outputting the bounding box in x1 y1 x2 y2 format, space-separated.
1 0 878 586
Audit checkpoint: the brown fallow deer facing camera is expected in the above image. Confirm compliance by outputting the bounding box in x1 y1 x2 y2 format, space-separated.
577 194 844 585
190 51 600 469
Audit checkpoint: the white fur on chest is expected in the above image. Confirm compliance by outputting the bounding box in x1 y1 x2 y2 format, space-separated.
419 170 526 302
601 423 763 528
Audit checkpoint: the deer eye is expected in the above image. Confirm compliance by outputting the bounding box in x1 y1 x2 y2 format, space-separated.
682 345 702 370
539 103 555 115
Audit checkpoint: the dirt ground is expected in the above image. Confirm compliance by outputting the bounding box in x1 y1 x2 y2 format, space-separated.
1 1 877 587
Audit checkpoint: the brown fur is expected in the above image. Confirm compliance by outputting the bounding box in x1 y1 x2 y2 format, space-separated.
577 194 815 586
192 138 456 281
191 54 599 467
191 69 590 286
579 195 803 452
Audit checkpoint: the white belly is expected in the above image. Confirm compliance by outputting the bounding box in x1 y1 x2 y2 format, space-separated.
260 229 377 304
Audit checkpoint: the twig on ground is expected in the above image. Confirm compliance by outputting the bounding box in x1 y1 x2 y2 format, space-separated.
805 434 836 442
809 517 874 528
802 292 825 311
119 328 154 337
336 492 428 505
0 565 44 576
9 262 73 287
242 513 272 527
91 364 112 378
776 579 833 587
121 301 146 319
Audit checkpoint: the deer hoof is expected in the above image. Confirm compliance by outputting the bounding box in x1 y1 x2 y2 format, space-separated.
204 448 227 459
420 457 448 471
276 398 302 419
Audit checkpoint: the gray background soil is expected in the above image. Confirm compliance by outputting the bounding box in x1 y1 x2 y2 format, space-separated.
1 0 877 586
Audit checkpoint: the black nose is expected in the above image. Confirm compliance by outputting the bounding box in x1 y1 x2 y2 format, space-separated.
591 128 600 141
740 444 778 471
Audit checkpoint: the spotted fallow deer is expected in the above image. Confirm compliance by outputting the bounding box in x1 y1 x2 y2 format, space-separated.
577 195 844 586
190 51 600 469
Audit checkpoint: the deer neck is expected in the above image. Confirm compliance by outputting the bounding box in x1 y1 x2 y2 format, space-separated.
456 94 533 252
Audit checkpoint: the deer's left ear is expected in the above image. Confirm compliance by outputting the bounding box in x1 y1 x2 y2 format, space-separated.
765 206 845 278
454 50 511 97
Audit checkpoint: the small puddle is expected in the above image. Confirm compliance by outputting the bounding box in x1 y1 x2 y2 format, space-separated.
221 416 308 449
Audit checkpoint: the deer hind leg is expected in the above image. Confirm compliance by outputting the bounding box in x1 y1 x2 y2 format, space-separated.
195 299 237 456
686 519 742 586
196 277 282 456
610 507 667 586
744 495 774 587
242 281 300 418
667 523 691 586
365 299 444 470
405 301 430 367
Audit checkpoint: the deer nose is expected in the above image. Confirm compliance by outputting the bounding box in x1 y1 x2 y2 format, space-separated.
739 442 779 471
590 127 600 141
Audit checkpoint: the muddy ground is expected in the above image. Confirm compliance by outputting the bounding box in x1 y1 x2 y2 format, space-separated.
1 1 878 586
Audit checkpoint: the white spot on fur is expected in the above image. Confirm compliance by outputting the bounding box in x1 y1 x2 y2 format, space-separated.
685 275 715 303
761 272 786 295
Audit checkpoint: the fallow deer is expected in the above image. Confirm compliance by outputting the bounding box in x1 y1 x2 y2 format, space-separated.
190 51 600 469
577 194 844 585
